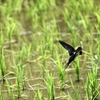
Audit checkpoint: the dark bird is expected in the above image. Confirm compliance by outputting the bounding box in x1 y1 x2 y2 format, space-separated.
59 40 82 68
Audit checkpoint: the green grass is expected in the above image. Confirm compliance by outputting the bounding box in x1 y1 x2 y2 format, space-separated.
70 78 80 100
12 49 26 98
6 79 15 100
44 72 55 100
54 50 66 90
34 90 42 100
85 76 90 100
0 0 100 99
0 48 6 83
0 27 4 48
74 58 80 81
0 88 3 100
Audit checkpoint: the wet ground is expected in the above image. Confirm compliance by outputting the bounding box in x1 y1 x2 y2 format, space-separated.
0 0 100 100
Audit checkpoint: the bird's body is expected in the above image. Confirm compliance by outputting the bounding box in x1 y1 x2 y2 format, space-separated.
59 40 82 68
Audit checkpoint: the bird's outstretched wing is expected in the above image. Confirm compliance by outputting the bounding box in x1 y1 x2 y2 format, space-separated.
59 40 75 56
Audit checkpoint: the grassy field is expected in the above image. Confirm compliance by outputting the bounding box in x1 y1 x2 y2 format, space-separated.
0 0 100 100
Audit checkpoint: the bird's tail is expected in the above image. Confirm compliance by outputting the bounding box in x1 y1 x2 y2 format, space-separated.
64 63 69 69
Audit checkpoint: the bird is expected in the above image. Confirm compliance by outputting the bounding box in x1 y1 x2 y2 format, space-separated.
59 40 82 68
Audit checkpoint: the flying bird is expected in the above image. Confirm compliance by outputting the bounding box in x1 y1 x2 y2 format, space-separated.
59 40 82 68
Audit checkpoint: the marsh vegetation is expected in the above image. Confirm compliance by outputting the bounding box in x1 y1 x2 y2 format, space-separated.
0 0 100 100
